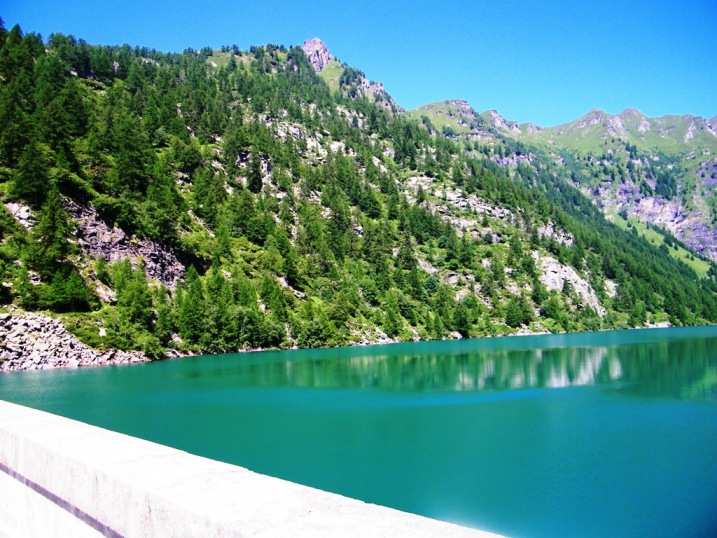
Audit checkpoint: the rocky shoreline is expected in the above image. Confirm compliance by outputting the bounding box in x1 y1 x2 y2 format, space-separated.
0 313 148 372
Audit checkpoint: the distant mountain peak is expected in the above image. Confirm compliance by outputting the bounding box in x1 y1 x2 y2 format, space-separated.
443 99 472 109
569 109 606 130
485 109 521 133
302 37 334 73
618 108 645 118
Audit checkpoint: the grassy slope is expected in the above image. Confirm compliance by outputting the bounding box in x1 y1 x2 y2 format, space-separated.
610 212 711 277
520 110 717 157
406 102 474 134
319 60 344 92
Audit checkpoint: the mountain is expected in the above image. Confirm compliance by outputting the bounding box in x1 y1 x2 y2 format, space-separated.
302 38 402 113
414 101 717 262
406 100 493 138
1 24 716 368
524 108 717 153
519 109 717 260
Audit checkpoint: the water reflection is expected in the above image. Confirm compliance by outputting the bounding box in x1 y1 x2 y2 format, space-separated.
228 335 717 401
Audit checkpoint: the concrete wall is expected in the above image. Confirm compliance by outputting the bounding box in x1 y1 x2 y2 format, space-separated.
0 400 504 537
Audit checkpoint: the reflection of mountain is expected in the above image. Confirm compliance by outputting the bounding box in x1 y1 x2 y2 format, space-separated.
229 337 716 401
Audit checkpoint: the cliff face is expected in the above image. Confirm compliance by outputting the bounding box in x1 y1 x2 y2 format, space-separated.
68 201 186 289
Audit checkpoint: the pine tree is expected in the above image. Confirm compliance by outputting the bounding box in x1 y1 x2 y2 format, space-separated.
505 296 529 328
178 266 207 344
247 149 263 193
11 139 52 206
32 182 73 269
383 291 401 338
453 301 471 337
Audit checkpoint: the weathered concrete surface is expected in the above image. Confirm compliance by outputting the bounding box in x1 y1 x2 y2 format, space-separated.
0 400 504 537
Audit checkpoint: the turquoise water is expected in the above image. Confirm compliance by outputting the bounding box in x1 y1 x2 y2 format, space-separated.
2 327 717 537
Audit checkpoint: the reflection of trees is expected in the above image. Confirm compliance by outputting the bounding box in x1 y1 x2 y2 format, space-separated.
618 339 717 400
233 336 717 400
242 346 618 391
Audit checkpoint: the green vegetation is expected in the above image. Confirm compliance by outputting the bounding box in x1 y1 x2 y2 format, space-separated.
611 213 711 278
1 20 716 358
406 102 476 136
319 60 344 92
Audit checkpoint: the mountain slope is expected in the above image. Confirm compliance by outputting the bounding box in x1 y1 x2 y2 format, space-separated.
518 108 717 155
518 109 717 259
415 100 717 261
0 24 716 366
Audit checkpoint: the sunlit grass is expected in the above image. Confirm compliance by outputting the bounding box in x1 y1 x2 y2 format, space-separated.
611 212 711 277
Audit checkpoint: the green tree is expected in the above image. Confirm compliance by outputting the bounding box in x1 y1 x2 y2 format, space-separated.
44 269 91 312
505 295 532 328
116 264 154 329
383 291 401 338
247 149 263 193
31 182 73 269
11 140 53 206
453 300 471 337
177 266 207 344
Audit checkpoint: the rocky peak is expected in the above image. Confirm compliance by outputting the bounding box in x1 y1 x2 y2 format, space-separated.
618 108 644 119
486 110 521 133
302 37 334 74
578 109 605 128
444 99 473 113
607 115 626 137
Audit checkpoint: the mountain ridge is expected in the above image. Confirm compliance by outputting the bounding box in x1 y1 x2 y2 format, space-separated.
410 98 717 261
1 25 716 369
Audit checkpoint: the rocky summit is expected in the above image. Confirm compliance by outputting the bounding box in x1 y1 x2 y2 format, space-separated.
301 37 334 73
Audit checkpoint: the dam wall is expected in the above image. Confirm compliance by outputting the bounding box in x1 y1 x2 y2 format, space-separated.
0 400 502 537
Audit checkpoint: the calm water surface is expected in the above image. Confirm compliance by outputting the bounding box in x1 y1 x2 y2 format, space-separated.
2 327 717 537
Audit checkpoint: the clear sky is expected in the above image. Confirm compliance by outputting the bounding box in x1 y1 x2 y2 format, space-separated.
3 0 716 126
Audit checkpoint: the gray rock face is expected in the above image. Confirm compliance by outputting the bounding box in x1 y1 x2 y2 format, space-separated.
591 181 717 260
67 201 185 288
487 110 521 133
0 313 147 372
302 38 334 73
537 255 605 316
4 202 34 230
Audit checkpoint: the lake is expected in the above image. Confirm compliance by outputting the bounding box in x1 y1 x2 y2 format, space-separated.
2 327 717 537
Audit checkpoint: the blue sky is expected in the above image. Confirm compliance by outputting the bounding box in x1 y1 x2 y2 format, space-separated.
3 0 716 126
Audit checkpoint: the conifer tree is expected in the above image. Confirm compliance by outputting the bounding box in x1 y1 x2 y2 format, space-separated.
32 182 73 269
247 149 263 193
178 266 207 344
11 139 52 206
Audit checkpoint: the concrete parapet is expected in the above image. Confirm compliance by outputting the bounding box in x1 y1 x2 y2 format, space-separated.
0 400 504 537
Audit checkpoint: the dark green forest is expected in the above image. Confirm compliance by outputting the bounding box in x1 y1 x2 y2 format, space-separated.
1 20 715 358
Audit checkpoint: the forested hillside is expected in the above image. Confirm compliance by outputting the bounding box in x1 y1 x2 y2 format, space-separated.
1 22 716 359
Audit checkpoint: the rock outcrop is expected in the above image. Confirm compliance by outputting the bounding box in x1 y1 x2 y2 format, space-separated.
68 201 185 288
302 38 334 73
537 255 605 316
4 201 34 230
486 110 522 134
0 313 147 372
